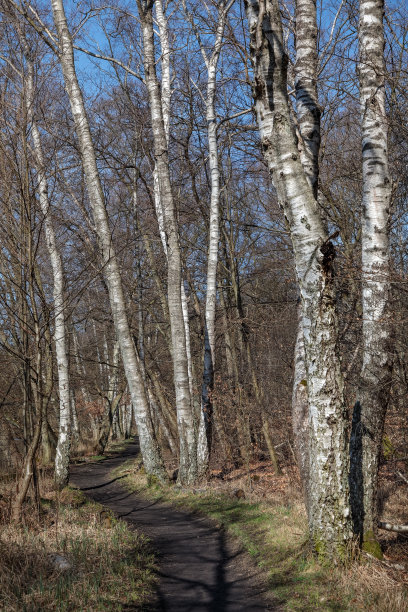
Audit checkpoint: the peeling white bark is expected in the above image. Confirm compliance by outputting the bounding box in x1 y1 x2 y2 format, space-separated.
245 0 352 557
292 303 309 511
291 0 322 506
154 0 194 403
295 0 320 199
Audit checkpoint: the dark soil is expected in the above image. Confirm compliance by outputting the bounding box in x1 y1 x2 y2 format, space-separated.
70 440 275 611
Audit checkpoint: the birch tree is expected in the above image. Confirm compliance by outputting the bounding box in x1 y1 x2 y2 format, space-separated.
136 0 198 484
50 0 167 481
18 34 72 489
152 0 195 436
291 0 321 509
182 0 233 475
245 0 352 558
349 0 393 556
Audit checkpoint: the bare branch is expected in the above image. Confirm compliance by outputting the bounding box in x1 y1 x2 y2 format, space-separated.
72 45 144 82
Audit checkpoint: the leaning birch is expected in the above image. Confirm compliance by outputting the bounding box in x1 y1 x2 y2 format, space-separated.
136 0 197 484
50 0 167 481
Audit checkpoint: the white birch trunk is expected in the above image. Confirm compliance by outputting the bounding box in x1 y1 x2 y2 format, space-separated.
154 1 194 403
22 43 71 490
291 302 309 511
245 0 352 558
137 0 197 483
195 2 232 475
295 0 320 199
51 0 167 481
291 0 321 508
350 0 392 554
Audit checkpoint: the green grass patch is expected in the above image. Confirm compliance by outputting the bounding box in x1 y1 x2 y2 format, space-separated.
105 438 135 455
88 454 107 462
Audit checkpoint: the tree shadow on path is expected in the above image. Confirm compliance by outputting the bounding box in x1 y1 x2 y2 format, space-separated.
70 439 275 611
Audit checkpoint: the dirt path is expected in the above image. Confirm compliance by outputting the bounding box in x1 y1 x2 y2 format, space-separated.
70 440 275 611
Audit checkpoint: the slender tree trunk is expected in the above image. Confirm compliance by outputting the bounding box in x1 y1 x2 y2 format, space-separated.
72 329 92 440
147 387 177 454
97 340 121 454
220 286 237 383
197 2 233 476
51 0 167 481
349 0 393 556
137 0 197 484
132 165 178 455
12 411 42 522
70 389 80 443
182 0 233 476
13 259 43 522
245 0 352 559
37 284 55 466
154 1 195 404
22 43 72 489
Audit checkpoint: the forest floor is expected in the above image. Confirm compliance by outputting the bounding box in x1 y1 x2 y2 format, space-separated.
2 439 407 610
71 438 408 611
69 439 274 611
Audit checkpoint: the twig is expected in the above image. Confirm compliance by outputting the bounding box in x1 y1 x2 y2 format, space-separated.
378 521 408 534
363 551 406 571
396 470 408 486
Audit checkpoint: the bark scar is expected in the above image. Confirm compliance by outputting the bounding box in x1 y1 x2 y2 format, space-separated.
320 231 339 277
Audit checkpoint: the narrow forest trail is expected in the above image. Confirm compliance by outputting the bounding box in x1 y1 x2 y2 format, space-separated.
69 440 274 611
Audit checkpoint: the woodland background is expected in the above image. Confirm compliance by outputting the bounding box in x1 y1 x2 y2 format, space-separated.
0 0 407 571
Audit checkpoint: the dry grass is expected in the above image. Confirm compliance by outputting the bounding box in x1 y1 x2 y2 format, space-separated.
340 559 408 611
0 476 157 611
